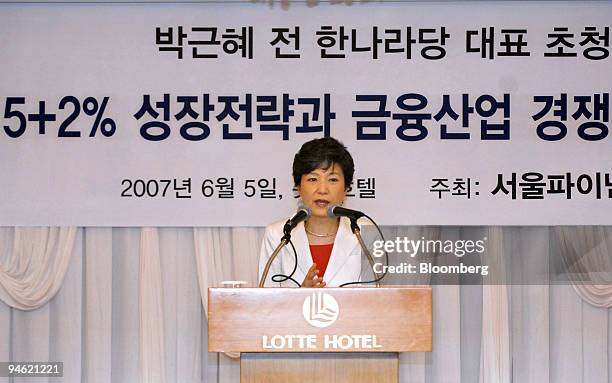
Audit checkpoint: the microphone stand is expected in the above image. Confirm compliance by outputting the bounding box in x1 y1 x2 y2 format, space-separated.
349 218 380 288
258 234 290 288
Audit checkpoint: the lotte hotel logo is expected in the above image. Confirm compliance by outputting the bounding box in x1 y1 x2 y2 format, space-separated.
302 292 339 328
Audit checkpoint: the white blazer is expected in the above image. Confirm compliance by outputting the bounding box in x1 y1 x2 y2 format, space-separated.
258 217 364 287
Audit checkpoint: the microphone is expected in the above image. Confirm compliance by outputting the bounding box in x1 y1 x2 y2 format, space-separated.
283 207 311 236
327 204 365 220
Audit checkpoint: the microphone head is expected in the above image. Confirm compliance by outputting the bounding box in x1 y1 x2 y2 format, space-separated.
327 204 339 217
299 206 312 219
284 207 312 237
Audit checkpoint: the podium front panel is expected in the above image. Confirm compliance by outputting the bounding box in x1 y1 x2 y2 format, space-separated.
208 287 432 353
241 352 398 383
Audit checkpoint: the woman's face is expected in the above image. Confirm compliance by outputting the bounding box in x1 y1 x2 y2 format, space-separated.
298 163 346 218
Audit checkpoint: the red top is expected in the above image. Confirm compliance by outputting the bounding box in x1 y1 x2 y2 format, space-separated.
309 243 334 278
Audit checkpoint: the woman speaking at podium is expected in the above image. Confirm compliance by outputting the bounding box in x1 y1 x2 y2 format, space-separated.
258 137 366 287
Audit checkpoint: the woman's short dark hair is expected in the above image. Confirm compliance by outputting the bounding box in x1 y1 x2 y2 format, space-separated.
292 137 355 188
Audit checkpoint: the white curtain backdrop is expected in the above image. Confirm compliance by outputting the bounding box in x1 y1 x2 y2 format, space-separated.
0 226 610 383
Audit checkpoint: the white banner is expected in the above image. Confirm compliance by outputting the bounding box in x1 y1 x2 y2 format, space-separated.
0 2 610 226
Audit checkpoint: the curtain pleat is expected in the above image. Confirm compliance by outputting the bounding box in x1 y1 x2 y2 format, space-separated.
84 227 113 383
479 227 510 383
0 227 76 310
555 227 612 308
139 228 167 383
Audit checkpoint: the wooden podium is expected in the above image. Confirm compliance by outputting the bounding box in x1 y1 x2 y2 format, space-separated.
208 287 432 383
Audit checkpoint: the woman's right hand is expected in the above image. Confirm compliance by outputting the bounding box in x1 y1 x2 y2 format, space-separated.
302 263 326 288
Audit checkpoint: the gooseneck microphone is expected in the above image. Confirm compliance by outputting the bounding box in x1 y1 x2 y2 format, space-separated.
327 204 365 220
326 204 387 287
259 207 311 287
283 207 311 237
